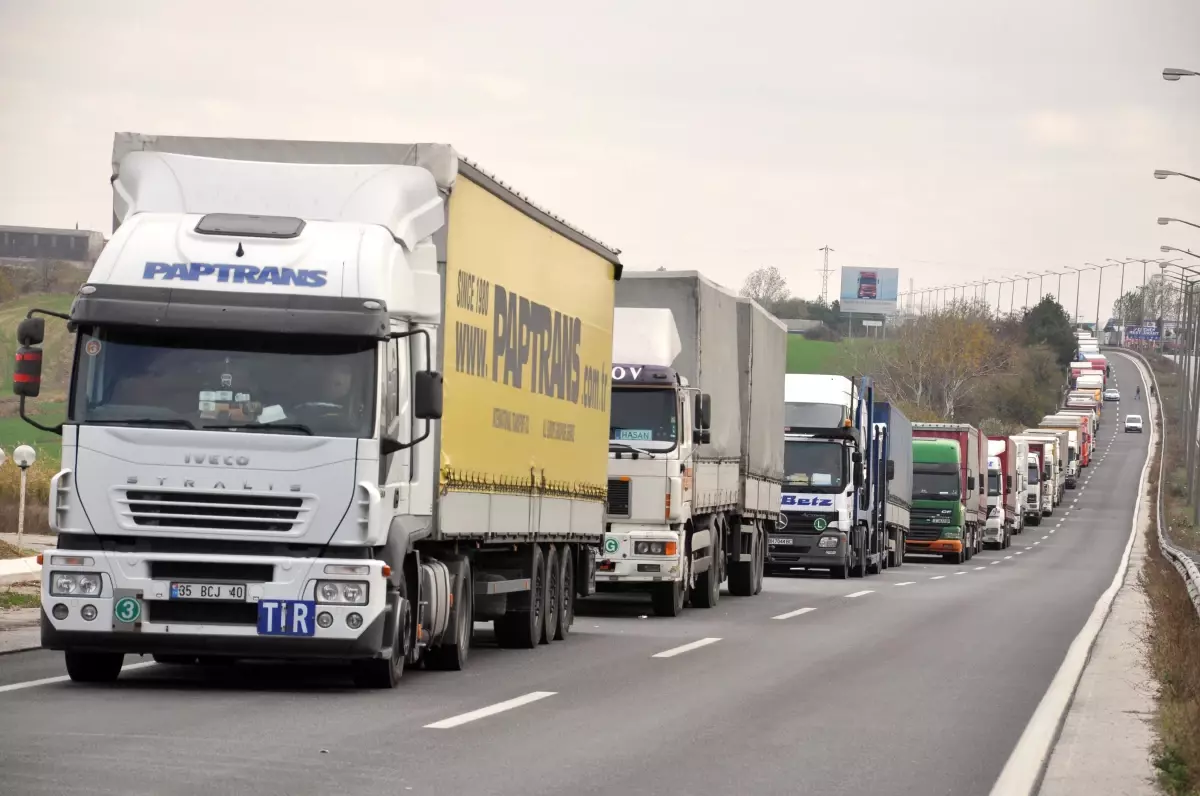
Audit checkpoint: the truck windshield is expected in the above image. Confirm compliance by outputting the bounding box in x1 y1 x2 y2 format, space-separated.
913 471 960 499
69 325 377 438
610 387 677 447
1028 464 1040 485
783 440 846 491
988 471 1000 496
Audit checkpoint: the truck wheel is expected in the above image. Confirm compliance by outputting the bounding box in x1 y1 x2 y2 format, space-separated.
353 576 411 688
495 545 545 649
65 651 124 683
691 531 721 608
830 555 848 579
651 579 685 617
850 528 866 578
425 559 473 672
728 527 757 597
555 545 574 640
868 530 883 575
540 545 559 645
752 528 765 595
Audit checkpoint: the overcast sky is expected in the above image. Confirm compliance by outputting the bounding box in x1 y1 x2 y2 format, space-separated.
2 0 1198 322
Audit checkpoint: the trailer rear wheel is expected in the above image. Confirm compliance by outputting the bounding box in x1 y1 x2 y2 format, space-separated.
651 579 685 617
65 651 124 683
425 558 473 672
495 545 545 649
540 545 559 645
555 545 574 640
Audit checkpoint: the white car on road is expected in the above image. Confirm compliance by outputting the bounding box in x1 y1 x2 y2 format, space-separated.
1104 388 1120 402
1124 414 1143 433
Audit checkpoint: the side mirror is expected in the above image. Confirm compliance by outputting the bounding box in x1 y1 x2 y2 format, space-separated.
13 345 42 398
695 428 711 444
17 318 44 347
967 475 976 492
886 459 895 481
852 450 863 466
1006 474 1013 490
414 370 444 420
694 393 712 430
853 465 863 490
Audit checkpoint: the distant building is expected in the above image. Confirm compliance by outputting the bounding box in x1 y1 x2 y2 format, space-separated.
780 318 823 334
0 225 105 263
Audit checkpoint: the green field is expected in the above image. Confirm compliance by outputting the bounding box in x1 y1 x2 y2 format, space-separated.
0 401 65 469
786 336 870 374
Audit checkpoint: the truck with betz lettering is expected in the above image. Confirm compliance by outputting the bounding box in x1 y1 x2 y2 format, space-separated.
598 272 785 616
17 133 621 687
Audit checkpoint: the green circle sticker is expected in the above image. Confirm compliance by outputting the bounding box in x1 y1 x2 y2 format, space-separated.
603 537 620 554
813 517 828 532
114 597 141 623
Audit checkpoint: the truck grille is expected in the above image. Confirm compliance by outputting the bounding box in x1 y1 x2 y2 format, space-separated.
911 506 954 525
780 511 835 534
119 489 308 533
606 479 630 517
908 526 945 541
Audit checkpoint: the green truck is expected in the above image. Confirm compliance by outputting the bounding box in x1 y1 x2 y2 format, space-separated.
909 437 977 563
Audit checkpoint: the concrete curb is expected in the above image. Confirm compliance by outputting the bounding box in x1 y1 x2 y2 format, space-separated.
0 555 41 587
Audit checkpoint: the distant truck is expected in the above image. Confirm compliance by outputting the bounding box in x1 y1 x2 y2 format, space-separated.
857 271 879 299
1023 430 1068 505
24 133 625 687
986 436 1023 548
1013 435 1055 517
772 375 885 578
873 402 913 567
1040 415 1088 477
910 423 986 564
602 272 785 616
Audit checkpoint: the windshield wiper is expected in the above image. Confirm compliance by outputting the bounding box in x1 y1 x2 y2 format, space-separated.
203 422 314 436
609 442 656 458
85 418 196 429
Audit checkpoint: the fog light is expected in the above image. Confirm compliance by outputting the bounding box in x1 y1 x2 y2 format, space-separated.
80 604 98 621
346 612 363 629
317 611 334 629
52 603 69 620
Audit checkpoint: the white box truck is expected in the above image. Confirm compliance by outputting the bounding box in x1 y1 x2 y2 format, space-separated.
19 133 623 687
599 272 785 616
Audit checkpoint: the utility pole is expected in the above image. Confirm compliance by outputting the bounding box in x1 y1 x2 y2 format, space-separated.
818 246 834 305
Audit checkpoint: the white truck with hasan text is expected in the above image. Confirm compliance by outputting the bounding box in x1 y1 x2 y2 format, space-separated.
599 272 784 616
19 133 622 687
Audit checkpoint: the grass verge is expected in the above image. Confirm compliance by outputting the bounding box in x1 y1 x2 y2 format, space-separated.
0 589 39 610
1144 353 1200 795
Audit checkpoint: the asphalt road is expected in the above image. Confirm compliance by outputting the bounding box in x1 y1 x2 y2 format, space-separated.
0 356 1149 796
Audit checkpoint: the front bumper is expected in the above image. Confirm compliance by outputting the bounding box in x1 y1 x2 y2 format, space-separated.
983 518 1004 541
766 530 846 568
907 538 963 554
595 527 683 584
39 548 389 660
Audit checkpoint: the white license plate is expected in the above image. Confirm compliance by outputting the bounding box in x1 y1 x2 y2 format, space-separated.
170 582 247 601
769 537 794 546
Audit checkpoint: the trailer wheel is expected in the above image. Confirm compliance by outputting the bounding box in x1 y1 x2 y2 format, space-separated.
555 545 574 640
651 579 685 617
540 545 559 645
495 545 545 649
65 651 124 683
425 558 473 672
353 575 411 688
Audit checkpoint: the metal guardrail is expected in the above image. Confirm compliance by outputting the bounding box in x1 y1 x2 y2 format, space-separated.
1115 346 1200 616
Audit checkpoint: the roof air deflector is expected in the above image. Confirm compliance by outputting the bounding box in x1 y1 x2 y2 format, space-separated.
195 213 306 239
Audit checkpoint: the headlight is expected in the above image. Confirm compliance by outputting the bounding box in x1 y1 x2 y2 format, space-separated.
50 571 102 597
315 580 369 606
940 528 962 540
818 536 839 549
634 541 678 556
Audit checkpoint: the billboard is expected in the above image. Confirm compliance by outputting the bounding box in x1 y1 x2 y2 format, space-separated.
1126 325 1160 341
839 267 899 315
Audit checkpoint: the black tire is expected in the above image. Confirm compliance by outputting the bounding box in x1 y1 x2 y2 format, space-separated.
850 528 866 578
752 529 765 595
651 579 685 617
495 545 545 649
728 527 756 597
352 575 411 688
555 545 573 640
540 544 559 645
830 556 849 579
691 527 721 608
425 558 473 671
152 654 197 665
868 529 882 575
942 551 960 564
65 651 124 683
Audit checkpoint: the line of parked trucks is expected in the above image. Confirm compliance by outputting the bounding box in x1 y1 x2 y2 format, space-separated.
17 133 1110 688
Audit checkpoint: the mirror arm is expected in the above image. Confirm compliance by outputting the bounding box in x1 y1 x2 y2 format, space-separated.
20 396 62 436
386 326 438 452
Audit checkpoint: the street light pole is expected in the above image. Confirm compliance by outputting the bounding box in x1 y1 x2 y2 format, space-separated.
1155 169 1200 184
1084 262 1118 331
1067 265 1091 326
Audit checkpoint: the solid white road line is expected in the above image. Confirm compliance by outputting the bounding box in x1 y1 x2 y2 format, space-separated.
425 691 556 729
652 637 722 658
990 349 1154 796
930 575 947 580
772 607 817 620
0 662 157 694
895 582 915 587
846 590 874 598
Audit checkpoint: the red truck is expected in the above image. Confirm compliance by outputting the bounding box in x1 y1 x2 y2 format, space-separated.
857 270 878 299
912 423 988 559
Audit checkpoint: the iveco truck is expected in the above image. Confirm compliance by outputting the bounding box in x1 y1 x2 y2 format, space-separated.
20 133 623 687
600 273 785 616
